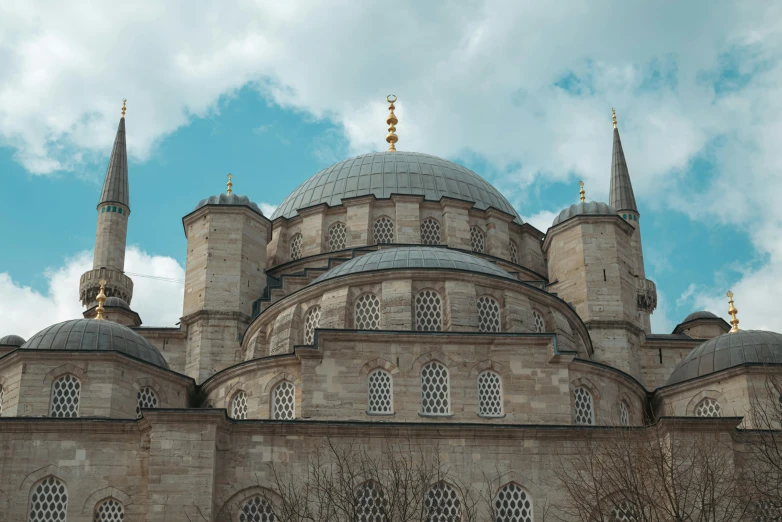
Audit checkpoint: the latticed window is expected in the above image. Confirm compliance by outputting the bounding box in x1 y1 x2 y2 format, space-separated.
239 496 276 522
231 391 248 420
136 386 158 418
328 222 347 251
619 401 630 426
494 483 533 522
415 290 443 331
28 476 67 522
355 293 381 330
470 226 485 253
752 499 782 522
290 233 303 260
477 296 501 332
425 482 462 522
573 386 594 425
532 310 545 333
509 240 519 264
478 371 503 417
303 306 321 345
694 397 722 417
355 481 388 522
0 384 4 416
373 217 394 244
420 218 441 245
609 501 639 521
272 381 295 420
95 498 125 521
367 369 393 414
50 374 81 417
421 362 450 415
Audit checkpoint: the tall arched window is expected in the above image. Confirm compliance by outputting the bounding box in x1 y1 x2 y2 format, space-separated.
573 386 594 425
328 222 346 251
290 233 303 260
231 391 248 420
373 217 395 244
420 218 442 245
28 476 68 522
619 400 630 426
355 293 381 330
355 481 388 522
425 482 461 522
477 296 501 332
415 289 443 331
95 498 125 521
272 381 295 420
421 362 450 415
239 495 276 522
50 374 81 417
367 369 393 414
609 501 639 521
470 226 485 253
0 384 4 416
136 386 159 418
532 310 545 333
509 240 519 265
494 483 533 522
694 397 722 417
303 306 321 345
478 371 503 417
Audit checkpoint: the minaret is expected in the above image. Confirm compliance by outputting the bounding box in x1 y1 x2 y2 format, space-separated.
79 100 134 307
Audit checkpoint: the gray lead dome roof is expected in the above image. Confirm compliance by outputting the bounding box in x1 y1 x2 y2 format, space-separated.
271 151 522 223
194 193 262 215
21 319 168 368
683 311 720 322
0 334 25 347
552 201 617 226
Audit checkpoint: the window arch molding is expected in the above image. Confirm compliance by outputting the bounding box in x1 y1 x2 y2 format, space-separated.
216 485 281 522
81 487 133 516
685 389 725 416
263 372 301 394
410 351 456 377
131 377 168 405
42 363 89 388
359 357 400 377
493 481 534 522
223 382 251 410
569 377 600 425
19 464 71 494
468 359 510 380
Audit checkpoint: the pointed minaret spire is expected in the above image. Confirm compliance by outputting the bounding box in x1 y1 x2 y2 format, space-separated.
98 100 130 210
609 108 638 213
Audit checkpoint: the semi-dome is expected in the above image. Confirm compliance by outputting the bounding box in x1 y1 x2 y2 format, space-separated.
667 330 782 385
0 334 26 347
552 201 617 227
194 193 262 215
312 246 516 285
104 296 130 309
21 319 168 368
682 310 719 322
271 151 522 223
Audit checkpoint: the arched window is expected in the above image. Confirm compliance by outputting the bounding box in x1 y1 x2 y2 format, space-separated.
573 386 595 425
477 296 501 332
373 217 394 244
231 391 248 420
694 397 722 417
355 481 388 522
494 483 533 522
367 369 393 414
478 371 503 417
619 401 630 426
303 306 321 345
272 381 295 420
421 362 450 415
136 386 159 418
290 233 303 260
415 289 443 331
95 498 125 521
509 240 519 265
470 226 485 253
420 218 441 245
239 495 276 522
355 293 381 330
50 374 81 417
532 310 545 333
28 476 68 522
328 222 346 251
425 482 461 522
609 501 639 521
0 384 4 416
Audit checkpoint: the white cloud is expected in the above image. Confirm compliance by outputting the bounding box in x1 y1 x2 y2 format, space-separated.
259 202 278 217
521 210 558 233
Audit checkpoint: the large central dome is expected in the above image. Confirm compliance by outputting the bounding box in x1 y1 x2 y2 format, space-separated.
271 151 522 223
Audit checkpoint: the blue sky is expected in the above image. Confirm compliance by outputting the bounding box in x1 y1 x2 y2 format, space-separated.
1 1 780 337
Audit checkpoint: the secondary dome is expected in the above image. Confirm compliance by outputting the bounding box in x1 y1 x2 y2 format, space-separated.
682 310 719 322
667 330 782 385
271 151 522 223
0 334 25 347
22 319 168 368
194 193 262 215
311 246 516 285
104 296 130 309
552 201 617 227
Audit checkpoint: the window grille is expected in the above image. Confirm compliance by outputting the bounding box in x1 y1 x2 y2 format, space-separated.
28 476 67 522
573 386 594 425
421 362 450 415
355 294 381 330
420 218 441 245
694 397 722 417
373 217 394 244
290 233 303 260
494 483 533 522
477 296 501 332
272 381 295 420
415 290 443 331
50 374 81 417
95 498 125 522
470 226 485 253
509 240 519 264
609 501 639 521
367 369 393 414
231 391 248 420
303 306 321 345
328 222 347 251
752 499 782 522
136 386 158 418
425 482 462 522
478 371 503 417
532 310 545 333
355 481 388 522
0 384 3 416
239 496 276 522
619 401 630 426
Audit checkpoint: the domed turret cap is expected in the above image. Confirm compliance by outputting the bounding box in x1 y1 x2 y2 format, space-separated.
104 296 131 309
0 334 26 347
194 193 262 215
552 201 617 227
682 310 719 322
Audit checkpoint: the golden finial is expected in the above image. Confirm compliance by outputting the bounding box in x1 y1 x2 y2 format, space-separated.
612 108 617 129
579 181 585 202
726 290 740 332
386 95 398 152
96 279 107 320
121 99 127 119
227 174 233 195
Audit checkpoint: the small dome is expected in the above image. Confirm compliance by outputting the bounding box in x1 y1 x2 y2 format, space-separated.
682 310 719 322
104 296 130 309
667 330 782 385
0 334 26 347
552 201 617 227
311 246 515 285
194 193 262 215
22 319 168 368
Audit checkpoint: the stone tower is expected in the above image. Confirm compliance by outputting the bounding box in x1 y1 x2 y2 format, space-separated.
79 102 134 307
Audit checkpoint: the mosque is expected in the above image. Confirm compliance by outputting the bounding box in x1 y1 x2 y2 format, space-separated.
0 97 779 521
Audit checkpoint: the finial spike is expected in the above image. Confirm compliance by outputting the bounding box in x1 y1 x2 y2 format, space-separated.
726 290 740 332
121 99 127 119
385 95 398 152
579 181 586 203
96 279 107 320
227 174 233 195
612 108 617 129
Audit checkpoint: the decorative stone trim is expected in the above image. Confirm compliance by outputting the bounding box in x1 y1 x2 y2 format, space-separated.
263 372 301 393
468 359 509 379
359 358 400 377
18 464 71 493
410 351 456 376
216 486 281 522
685 389 724 416
42 363 88 387
131 377 168 405
82 486 133 514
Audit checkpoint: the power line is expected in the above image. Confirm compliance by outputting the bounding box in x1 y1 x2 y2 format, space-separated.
124 272 185 284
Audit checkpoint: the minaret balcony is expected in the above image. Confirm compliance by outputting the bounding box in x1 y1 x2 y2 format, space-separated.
636 278 657 313
79 268 134 307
